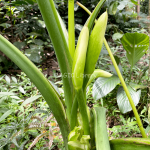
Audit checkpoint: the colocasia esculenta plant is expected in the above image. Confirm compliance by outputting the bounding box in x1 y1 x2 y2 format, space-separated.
0 0 150 149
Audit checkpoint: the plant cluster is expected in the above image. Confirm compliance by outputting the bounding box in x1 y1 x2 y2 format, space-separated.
0 0 150 150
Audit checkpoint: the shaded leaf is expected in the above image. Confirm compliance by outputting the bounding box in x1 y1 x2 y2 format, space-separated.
0 23 11 28
93 75 120 100
13 42 26 50
129 82 147 90
108 65 123 75
117 86 141 114
34 39 44 46
112 33 123 41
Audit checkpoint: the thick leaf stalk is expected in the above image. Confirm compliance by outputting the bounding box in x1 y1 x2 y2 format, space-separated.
36 0 74 123
0 34 70 148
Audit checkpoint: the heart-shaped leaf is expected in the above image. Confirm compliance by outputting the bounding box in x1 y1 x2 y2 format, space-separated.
93 75 120 100
121 32 149 68
117 86 141 114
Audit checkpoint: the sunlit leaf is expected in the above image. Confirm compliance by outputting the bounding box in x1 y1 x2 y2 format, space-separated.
19 86 25 94
5 75 10 84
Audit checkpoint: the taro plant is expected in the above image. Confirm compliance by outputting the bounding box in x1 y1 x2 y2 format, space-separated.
0 0 150 149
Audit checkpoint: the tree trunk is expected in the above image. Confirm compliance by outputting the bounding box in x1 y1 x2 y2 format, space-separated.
137 0 140 20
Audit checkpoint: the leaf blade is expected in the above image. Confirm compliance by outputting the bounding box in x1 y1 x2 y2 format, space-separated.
117 86 141 114
93 75 120 100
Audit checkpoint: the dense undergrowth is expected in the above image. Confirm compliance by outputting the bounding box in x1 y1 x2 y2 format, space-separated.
0 0 150 149
0 42 150 149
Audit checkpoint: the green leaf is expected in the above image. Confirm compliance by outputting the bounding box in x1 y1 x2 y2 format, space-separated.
0 34 69 149
34 39 44 46
68 141 89 150
130 0 138 5
110 138 150 150
25 51 42 63
0 109 13 122
11 77 17 83
117 86 141 114
5 75 10 84
26 32 42 37
117 0 127 10
91 107 111 150
93 75 120 100
13 42 26 49
12 1 28 5
108 65 123 75
25 46 43 63
129 82 147 90
68 126 81 141
68 134 90 150
19 86 25 94
25 0 35 5
112 33 123 41
36 0 74 126
36 20 46 28
0 23 11 28
121 32 149 68
0 92 16 97
49 81 60 95
109 1 118 15
21 95 42 106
